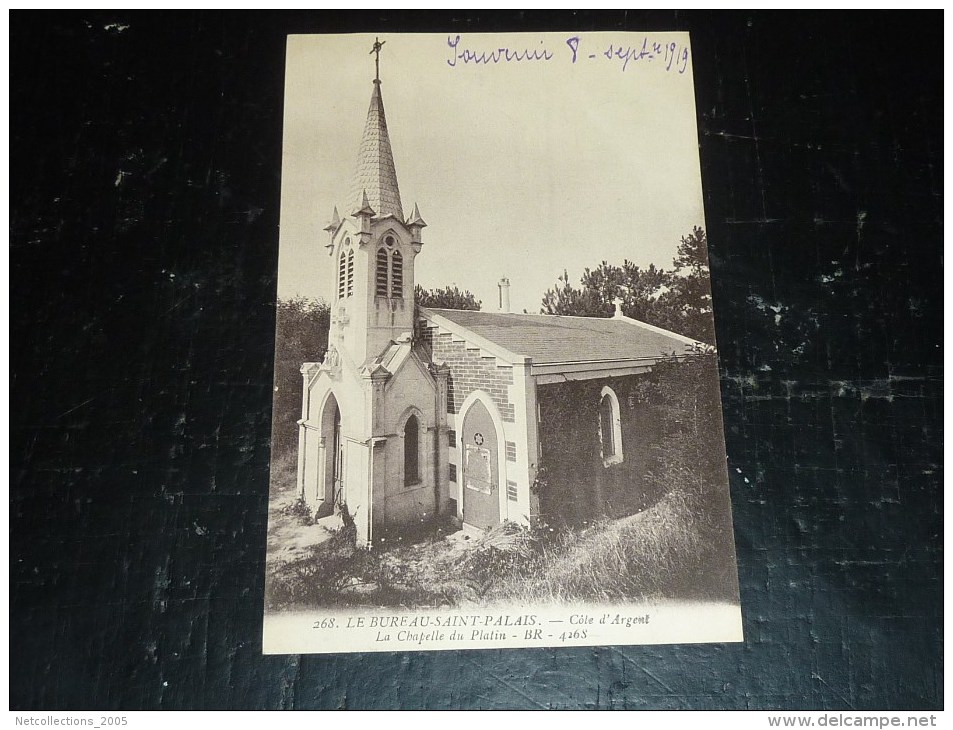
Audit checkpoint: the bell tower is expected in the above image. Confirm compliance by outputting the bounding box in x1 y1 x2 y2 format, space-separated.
322 38 427 367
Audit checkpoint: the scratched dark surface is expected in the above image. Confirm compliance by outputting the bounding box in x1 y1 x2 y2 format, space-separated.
11 11 942 710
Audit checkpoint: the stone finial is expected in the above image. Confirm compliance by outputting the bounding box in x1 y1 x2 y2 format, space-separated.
613 297 624 318
352 190 376 218
324 206 341 233
407 203 427 228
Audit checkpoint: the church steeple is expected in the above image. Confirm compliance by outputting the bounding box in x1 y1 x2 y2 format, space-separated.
325 38 423 368
350 39 403 222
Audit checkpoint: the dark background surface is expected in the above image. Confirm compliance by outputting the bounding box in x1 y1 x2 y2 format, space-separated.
10 11 942 710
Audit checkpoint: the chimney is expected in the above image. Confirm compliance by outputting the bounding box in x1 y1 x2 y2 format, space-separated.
498 277 511 313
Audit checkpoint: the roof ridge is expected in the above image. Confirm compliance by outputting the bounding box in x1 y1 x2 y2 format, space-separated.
421 307 699 366
425 308 618 322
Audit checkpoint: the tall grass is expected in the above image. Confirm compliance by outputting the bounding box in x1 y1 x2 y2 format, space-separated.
265 478 738 611
490 485 736 605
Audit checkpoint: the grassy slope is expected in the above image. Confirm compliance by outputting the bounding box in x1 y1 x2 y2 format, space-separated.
265 481 740 611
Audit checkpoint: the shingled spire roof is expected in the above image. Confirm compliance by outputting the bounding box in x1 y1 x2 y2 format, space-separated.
350 77 403 221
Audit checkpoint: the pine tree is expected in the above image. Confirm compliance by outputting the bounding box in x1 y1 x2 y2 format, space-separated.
414 284 481 311
540 227 715 344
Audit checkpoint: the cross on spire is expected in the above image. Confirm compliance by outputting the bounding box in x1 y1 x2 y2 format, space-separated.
351 38 403 220
370 37 385 82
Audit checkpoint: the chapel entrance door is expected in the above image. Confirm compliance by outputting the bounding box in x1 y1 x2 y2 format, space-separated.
331 402 343 509
318 394 343 519
461 399 500 530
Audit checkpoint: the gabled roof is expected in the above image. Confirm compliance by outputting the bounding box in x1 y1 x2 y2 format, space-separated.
364 337 435 386
422 309 699 368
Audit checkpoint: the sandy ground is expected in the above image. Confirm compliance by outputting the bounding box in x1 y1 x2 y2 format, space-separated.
266 475 333 570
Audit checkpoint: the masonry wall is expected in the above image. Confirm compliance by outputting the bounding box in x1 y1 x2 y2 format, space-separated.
373 435 437 534
373 355 440 534
420 327 515 422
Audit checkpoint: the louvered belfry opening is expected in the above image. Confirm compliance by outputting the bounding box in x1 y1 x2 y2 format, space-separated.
346 250 354 297
337 251 347 299
375 248 389 296
391 250 403 298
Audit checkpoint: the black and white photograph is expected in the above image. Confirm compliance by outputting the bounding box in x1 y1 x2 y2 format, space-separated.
11 10 942 710
262 32 743 654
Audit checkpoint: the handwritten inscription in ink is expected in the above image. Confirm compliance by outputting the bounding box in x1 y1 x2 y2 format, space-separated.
446 34 690 74
566 36 691 73
446 35 554 67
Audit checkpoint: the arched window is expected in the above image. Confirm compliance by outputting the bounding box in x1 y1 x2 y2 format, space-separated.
404 414 419 486
337 250 347 299
599 386 623 466
346 249 354 297
375 248 389 297
391 250 403 298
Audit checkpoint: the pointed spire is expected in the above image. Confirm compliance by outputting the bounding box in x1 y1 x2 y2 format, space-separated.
407 203 427 228
323 206 341 233
352 189 376 218
350 51 404 221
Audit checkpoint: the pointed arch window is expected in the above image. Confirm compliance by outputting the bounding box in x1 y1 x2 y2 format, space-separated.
404 414 420 486
337 250 347 299
376 248 389 297
599 386 623 466
374 236 406 300
346 249 354 297
391 250 403 297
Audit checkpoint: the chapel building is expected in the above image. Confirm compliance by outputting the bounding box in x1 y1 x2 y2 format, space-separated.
297 55 701 546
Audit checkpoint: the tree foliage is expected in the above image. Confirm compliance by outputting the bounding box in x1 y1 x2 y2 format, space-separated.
541 226 714 343
632 347 724 481
415 284 481 311
658 227 714 343
634 349 739 600
272 296 330 460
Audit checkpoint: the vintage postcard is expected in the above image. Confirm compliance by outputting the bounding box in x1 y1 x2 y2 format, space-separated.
263 31 742 654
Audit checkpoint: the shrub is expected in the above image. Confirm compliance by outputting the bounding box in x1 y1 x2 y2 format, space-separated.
281 497 314 524
265 518 362 610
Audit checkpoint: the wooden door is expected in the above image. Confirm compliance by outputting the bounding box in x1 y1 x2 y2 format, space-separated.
461 399 500 529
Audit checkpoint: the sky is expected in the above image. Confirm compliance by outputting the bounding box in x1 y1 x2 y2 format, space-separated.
278 32 707 315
